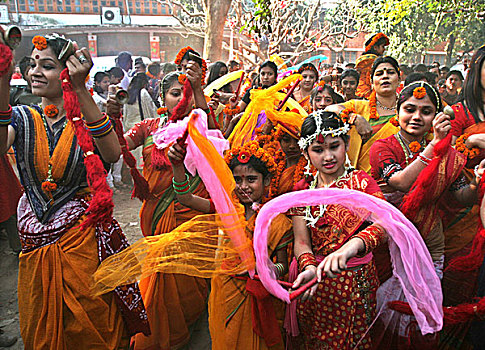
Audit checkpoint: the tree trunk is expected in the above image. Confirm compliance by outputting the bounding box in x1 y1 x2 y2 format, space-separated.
445 33 455 67
203 0 232 61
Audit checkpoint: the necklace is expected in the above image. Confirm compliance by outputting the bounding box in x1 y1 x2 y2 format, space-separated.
376 98 397 111
303 169 349 227
395 131 425 166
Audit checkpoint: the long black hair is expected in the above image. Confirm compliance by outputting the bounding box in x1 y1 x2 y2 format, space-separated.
93 71 109 94
127 73 149 105
461 46 485 123
207 61 228 85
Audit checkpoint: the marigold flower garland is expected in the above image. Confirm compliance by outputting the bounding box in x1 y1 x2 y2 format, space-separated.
157 107 168 115
368 90 379 120
224 141 277 178
32 35 47 51
455 133 480 159
174 46 208 83
223 105 240 116
178 74 187 85
390 116 399 127
339 106 356 124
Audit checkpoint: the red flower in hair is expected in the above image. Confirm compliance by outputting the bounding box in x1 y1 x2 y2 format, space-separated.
237 151 251 164
413 87 427 99
32 36 47 51
175 46 194 65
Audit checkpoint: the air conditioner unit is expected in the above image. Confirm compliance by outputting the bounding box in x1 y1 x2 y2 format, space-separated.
101 7 122 25
0 5 9 24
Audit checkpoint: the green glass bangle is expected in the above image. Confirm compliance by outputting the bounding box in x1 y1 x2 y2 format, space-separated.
174 186 192 195
172 174 189 187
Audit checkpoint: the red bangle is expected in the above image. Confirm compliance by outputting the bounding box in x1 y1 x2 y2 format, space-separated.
0 105 12 116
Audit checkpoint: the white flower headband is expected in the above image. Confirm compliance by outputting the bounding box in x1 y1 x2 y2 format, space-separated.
298 110 350 150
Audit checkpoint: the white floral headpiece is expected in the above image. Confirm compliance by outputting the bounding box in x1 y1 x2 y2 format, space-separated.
298 110 350 150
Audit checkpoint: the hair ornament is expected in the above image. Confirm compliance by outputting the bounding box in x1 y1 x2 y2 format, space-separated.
32 36 47 51
413 86 427 99
402 81 441 111
225 141 277 177
298 110 350 150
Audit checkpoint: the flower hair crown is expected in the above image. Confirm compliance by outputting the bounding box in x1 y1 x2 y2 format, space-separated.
298 63 319 78
174 46 207 83
298 110 350 150
224 141 278 177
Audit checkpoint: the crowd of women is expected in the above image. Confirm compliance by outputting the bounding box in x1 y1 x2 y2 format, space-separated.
1 29 485 350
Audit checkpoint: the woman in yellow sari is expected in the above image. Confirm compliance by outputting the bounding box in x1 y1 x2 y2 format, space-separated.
325 56 401 173
293 63 319 113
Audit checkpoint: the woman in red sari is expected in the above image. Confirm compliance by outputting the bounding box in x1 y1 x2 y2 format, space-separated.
123 59 212 349
369 81 482 348
290 110 387 349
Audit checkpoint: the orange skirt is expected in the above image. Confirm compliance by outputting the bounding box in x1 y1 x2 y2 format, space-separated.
18 217 128 350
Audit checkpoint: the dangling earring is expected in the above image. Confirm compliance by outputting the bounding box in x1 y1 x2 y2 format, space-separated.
345 153 353 170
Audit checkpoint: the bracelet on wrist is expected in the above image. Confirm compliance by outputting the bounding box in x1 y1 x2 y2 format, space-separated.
0 105 12 126
172 173 190 188
297 252 317 272
274 263 285 277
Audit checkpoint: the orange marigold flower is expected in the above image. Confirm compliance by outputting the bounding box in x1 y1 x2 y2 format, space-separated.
178 74 187 85
32 36 47 51
157 107 168 115
41 180 57 192
175 46 194 65
368 91 379 120
390 116 399 127
44 104 59 118
413 86 427 99
409 141 422 153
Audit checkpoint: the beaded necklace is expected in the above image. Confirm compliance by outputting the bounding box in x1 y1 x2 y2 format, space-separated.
395 131 426 166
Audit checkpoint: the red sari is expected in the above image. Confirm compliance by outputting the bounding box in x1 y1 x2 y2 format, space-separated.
126 118 209 350
290 170 386 349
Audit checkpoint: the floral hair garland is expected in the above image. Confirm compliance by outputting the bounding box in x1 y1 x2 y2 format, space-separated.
455 133 480 159
298 110 350 150
32 36 47 51
298 63 319 79
224 140 278 178
365 32 389 52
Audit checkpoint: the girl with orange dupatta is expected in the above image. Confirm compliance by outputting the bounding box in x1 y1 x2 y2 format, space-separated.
326 56 401 172
167 140 293 350
293 63 319 113
289 110 387 349
369 82 482 348
123 53 214 349
0 34 149 349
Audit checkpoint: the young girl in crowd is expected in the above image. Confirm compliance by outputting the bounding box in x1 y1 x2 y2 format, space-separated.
290 110 387 349
168 139 293 350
